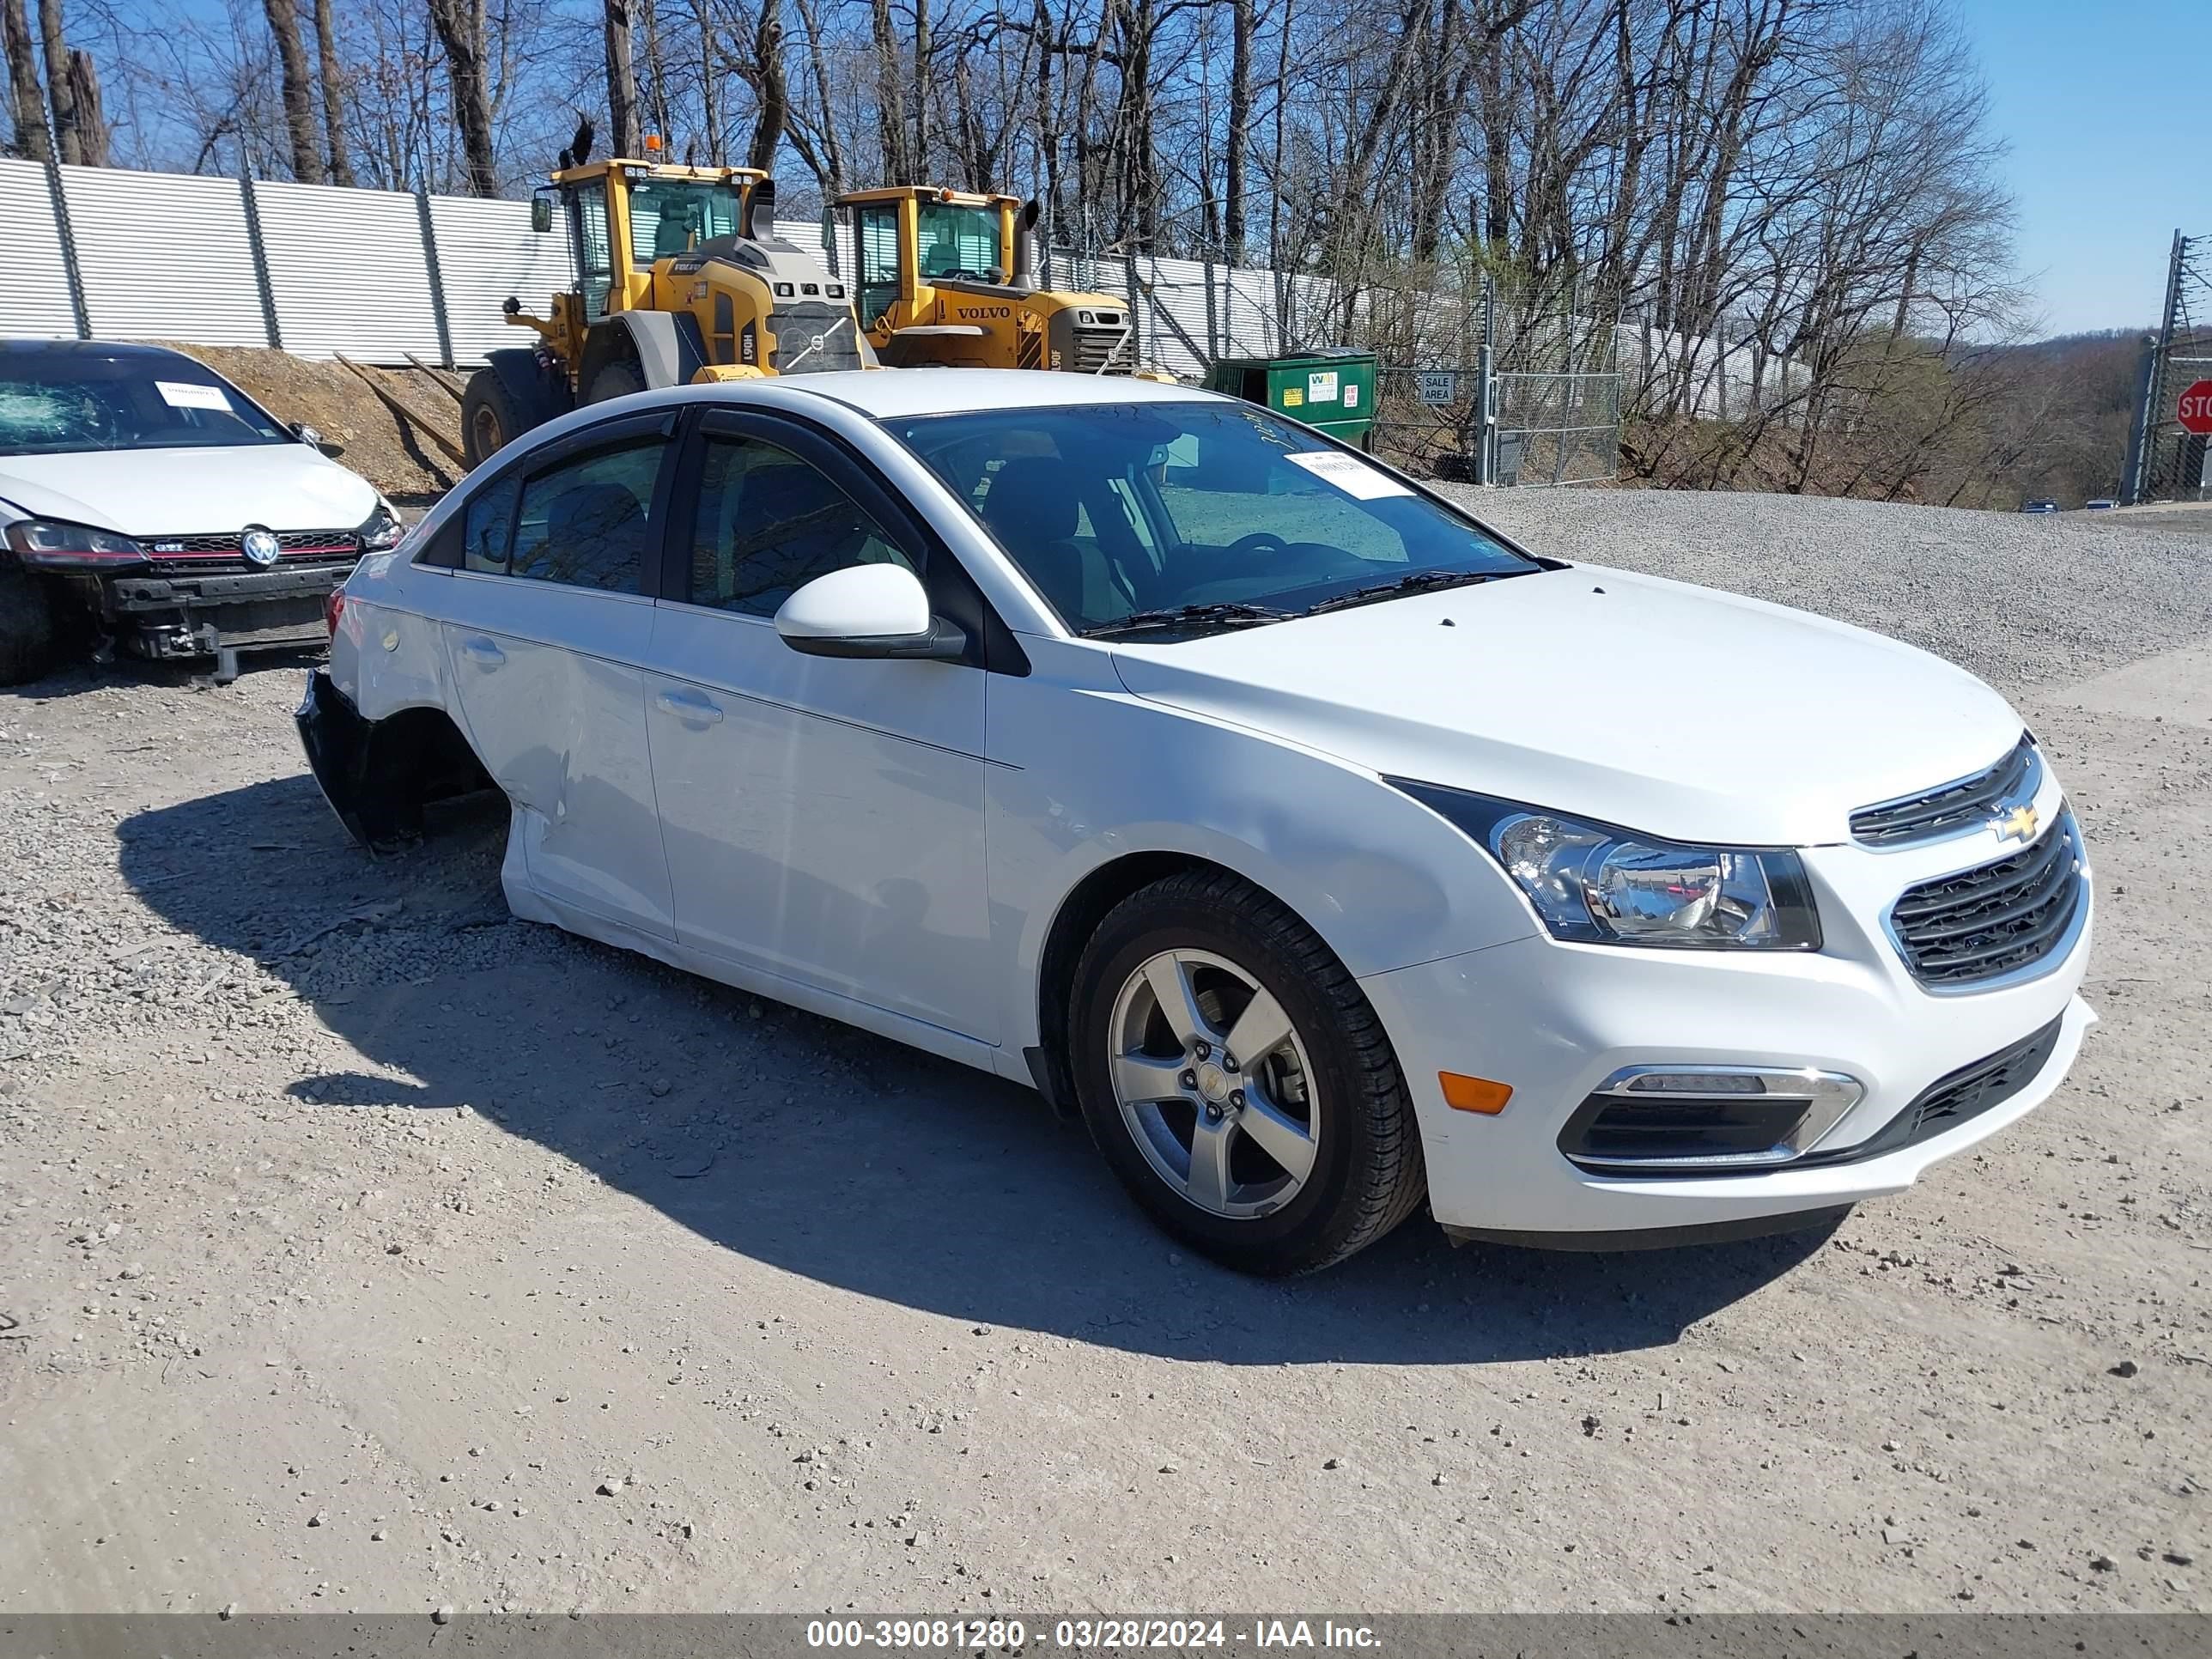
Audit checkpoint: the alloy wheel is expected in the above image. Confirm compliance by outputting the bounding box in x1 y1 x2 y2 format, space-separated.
1106 948 1320 1219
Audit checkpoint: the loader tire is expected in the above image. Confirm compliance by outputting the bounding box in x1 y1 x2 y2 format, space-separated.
462 369 528 469
581 358 646 406
0 556 64 688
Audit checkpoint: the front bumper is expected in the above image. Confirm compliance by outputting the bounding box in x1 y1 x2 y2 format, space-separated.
1361 796 2095 1243
92 562 354 660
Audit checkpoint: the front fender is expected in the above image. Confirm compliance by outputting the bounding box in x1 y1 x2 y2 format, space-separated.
987 638 1539 1056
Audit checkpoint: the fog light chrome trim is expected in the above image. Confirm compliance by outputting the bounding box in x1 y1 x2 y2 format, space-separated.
1566 1064 1865 1173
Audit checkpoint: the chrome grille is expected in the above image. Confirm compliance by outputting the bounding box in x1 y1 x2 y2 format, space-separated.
1850 735 2039 847
766 304 863 374
1887 811 2085 988
1071 325 1133 374
143 529 361 574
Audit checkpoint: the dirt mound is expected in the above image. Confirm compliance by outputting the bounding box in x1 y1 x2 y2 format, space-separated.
165 344 467 507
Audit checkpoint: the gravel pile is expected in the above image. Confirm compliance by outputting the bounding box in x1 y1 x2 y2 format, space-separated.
1447 486 2212 699
0 493 2205 1615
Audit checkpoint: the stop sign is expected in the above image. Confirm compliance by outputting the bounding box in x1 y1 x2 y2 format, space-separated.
2179 380 2212 436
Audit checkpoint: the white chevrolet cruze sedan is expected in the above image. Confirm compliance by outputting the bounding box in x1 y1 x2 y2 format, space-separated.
298 370 2094 1273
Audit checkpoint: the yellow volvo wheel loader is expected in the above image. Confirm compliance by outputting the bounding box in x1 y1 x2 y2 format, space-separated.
462 141 869 466
834 185 1151 374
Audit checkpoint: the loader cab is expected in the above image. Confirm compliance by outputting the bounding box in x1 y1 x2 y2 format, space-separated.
834 184 1137 374
839 186 1021 331
539 161 768 320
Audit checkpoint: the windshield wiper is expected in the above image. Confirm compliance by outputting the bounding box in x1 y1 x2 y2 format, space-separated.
1303 568 1518 615
1079 600 1296 638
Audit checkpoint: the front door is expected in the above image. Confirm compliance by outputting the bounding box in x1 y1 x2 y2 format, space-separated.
440 412 678 938
642 409 995 1040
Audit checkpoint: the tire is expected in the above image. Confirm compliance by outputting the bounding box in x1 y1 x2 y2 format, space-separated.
1067 868 1427 1274
461 368 525 469
581 357 646 406
0 555 64 687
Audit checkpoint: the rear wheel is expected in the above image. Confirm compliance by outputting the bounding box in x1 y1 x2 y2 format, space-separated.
1067 868 1427 1274
461 369 524 469
0 556 64 687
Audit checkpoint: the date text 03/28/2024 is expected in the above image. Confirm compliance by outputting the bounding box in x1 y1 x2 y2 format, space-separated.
804 1620 1382 1650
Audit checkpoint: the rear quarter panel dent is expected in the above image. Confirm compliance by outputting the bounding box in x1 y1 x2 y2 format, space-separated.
334 551 461 727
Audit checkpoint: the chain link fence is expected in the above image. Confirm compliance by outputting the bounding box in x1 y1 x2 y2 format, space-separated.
1369 275 1625 486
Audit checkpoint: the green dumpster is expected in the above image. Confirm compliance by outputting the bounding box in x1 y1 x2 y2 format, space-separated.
1203 349 1378 449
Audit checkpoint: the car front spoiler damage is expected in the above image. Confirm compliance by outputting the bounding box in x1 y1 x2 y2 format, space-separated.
100 562 354 665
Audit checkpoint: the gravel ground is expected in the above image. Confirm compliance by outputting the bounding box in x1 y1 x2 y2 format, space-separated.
1 487 2207 1616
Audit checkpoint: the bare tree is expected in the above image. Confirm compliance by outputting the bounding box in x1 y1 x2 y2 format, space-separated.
3 0 48 161
869 0 906 179
309 0 350 182
604 0 640 155
258 0 321 179
423 0 499 191
36 0 82 161
684 0 719 160
908 0 926 177
782 0 847 192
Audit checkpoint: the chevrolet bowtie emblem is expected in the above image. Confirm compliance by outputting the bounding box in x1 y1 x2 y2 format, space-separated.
1995 803 2039 843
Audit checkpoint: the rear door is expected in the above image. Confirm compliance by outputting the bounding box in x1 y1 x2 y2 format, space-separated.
438 410 680 938
641 406 996 1039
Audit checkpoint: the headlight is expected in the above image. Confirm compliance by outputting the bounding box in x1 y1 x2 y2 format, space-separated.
4 518 148 568
1389 779 1821 950
360 502 404 550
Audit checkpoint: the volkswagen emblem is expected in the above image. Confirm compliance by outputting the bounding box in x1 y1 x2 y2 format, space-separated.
240 527 282 568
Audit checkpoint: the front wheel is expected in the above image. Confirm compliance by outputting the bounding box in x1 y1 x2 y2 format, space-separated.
1067 869 1427 1274
0 556 65 687
461 368 523 469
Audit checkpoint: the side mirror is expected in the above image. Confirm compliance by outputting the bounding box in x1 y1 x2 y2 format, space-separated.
531 195 553 234
292 421 343 457
774 564 965 661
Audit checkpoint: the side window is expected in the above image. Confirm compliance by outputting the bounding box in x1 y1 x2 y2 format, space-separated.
687 433 915 617
461 474 520 573
508 437 665 593
854 204 901 327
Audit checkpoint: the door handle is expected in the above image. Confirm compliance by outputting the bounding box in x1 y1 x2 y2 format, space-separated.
459 637 505 667
656 689 725 725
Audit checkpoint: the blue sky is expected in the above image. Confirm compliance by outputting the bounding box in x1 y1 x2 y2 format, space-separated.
1954 0 2199 337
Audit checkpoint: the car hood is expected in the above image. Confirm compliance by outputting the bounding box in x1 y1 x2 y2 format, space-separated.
0 444 378 536
1109 563 2025 847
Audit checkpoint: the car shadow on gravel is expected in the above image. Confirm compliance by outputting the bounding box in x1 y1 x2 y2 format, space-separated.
119 775 1833 1367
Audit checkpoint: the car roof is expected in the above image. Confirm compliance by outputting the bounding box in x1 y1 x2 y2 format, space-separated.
0 337 194 362
787 368 1218 421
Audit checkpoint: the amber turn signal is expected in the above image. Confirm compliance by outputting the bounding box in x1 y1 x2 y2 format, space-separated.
1439 1073 1512 1115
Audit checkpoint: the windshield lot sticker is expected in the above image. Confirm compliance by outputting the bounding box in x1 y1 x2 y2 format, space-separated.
1285 449 1412 499
1307 370 1340 403
155 380 233 411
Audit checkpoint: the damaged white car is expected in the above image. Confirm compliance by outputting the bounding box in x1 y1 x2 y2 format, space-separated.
0 338 399 685
298 370 2094 1273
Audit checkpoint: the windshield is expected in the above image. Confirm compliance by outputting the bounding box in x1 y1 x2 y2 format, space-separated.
0 349 289 457
894 402 1539 636
916 202 1003 280
628 178 745 262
